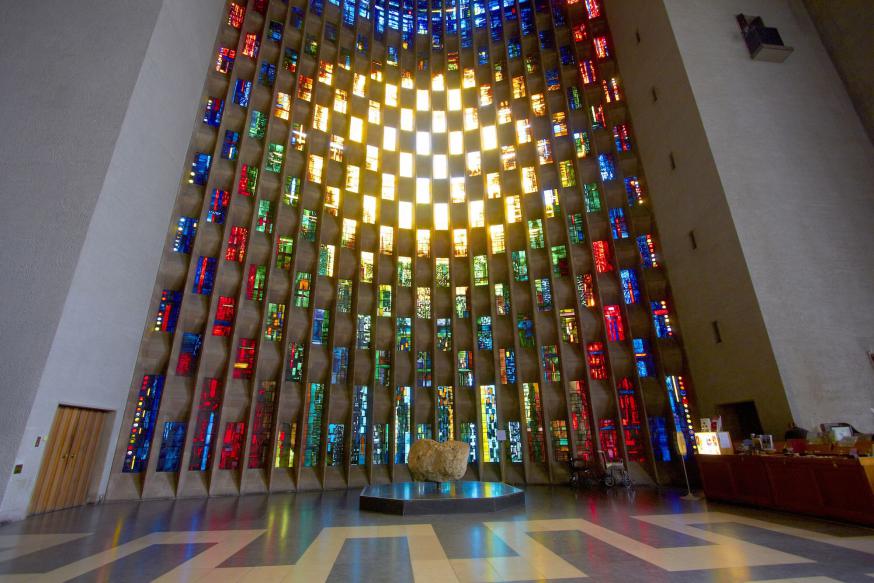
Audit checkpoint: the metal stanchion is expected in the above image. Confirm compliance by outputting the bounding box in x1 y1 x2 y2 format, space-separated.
676 431 700 501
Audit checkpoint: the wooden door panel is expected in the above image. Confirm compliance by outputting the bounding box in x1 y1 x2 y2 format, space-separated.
70 410 105 508
28 411 58 514
29 406 107 515
55 407 83 511
58 409 83 511
30 407 76 514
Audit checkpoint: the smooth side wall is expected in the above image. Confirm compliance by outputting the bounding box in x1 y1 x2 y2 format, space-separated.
605 0 790 434
0 1 163 511
663 0 874 433
0 0 224 521
611 0 874 433
804 0 874 145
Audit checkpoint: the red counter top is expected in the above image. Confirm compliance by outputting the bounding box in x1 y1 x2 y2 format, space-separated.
696 454 874 526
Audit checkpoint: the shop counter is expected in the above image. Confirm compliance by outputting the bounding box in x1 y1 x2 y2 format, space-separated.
696 454 874 525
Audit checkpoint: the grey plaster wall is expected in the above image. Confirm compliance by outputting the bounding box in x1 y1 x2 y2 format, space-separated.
609 0 874 434
0 1 163 512
0 0 224 520
804 0 874 145
605 0 792 435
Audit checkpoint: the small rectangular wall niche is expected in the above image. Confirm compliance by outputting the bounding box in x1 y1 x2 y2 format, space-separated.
712 320 723 344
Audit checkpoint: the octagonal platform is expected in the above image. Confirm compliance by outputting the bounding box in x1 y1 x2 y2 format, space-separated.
359 481 525 515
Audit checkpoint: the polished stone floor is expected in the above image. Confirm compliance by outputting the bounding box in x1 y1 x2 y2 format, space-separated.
0 486 872 582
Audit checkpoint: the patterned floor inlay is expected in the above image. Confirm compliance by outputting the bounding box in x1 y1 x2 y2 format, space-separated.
0 487 872 582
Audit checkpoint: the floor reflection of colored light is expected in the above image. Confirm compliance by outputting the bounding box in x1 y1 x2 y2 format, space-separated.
112 516 124 548
280 505 289 541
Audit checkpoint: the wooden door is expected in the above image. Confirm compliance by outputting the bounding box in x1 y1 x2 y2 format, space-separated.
29 406 107 515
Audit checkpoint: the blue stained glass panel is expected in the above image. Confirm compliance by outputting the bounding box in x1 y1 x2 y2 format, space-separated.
233 80 252 107
156 421 186 472
173 216 198 254
122 375 165 473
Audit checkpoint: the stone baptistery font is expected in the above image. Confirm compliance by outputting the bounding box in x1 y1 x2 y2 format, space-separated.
407 439 470 483
359 439 526 515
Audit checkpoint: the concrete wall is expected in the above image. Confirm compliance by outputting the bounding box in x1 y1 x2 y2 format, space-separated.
605 0 792 435
0 0 224 521
0 1 162 514
804 0 874 145
607 0 874 435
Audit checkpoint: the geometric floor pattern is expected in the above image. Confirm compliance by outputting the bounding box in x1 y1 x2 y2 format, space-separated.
0 487 872 582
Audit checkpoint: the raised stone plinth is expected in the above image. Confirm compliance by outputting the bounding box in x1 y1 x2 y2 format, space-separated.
359 481 525 515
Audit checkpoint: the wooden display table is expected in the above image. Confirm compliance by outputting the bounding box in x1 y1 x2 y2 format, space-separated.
696 454 874 525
